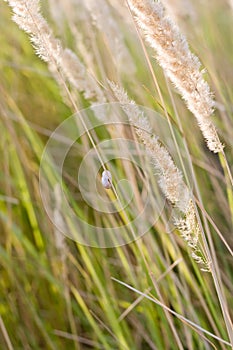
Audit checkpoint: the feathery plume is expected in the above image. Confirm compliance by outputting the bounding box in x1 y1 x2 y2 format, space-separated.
128 0 223 153
110 81 210 270
6 0 105 103
174 200 210 271
109 81 189 212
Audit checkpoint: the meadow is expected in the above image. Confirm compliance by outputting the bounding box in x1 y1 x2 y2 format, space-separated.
0 0 233 349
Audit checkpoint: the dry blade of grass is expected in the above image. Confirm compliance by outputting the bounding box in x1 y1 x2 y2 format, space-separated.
111 277 232 348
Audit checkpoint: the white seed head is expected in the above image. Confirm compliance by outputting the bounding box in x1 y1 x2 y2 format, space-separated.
101 170 112 189
128 0 223 153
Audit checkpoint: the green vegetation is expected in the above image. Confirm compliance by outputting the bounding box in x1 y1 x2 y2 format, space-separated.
0 1 232 349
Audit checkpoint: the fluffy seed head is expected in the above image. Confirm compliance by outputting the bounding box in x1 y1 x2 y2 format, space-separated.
128 0 224 153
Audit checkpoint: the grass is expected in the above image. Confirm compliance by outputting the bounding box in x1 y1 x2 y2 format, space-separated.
0 0 233 349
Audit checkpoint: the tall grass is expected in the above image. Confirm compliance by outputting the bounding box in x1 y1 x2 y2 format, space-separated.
0 0 232 349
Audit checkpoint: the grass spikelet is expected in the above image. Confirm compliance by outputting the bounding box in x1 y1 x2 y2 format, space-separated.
109 81 210 271
109 80 189 211
174 200 211 272
128 0 224 153
6 0 105 102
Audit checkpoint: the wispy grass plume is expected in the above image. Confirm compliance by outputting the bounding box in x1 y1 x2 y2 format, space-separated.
109 81 210 270
128 0 223 153
5 0 105 102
